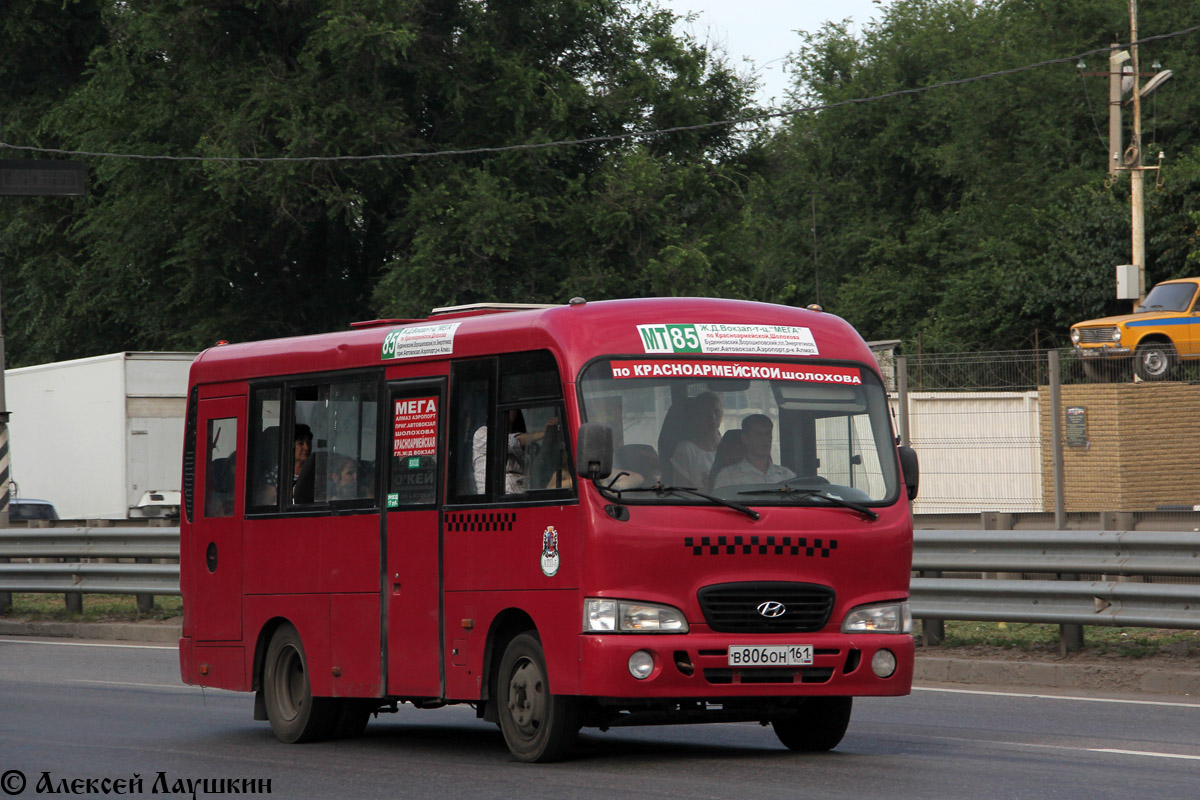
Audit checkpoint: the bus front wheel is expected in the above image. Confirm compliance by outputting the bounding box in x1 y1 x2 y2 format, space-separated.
496 632 579 762
262 623 337 743
771 696 853 752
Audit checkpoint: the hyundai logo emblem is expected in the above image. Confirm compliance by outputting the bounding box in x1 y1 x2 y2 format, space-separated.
756 601 786 618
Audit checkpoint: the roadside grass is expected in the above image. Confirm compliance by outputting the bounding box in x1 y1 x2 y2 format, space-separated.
917 620 1200 659
1 593 181 622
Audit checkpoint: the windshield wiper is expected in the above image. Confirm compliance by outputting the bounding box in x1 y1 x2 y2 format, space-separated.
600 479 759 520
738 485 879 521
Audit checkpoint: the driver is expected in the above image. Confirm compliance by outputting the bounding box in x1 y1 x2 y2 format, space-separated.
711 415 795 489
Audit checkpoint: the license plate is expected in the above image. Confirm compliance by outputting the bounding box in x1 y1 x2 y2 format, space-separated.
727 644 814 667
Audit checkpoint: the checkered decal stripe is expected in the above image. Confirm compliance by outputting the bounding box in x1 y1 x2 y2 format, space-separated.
445 512 516 532
684 535 838 558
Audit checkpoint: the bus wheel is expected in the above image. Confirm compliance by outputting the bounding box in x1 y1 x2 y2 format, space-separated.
497 632 579 762
262 623 336 743
771 697 853 752
333 699 374 739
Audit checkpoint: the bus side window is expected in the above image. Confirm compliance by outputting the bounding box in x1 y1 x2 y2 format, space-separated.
497 351 572 497
204 418 238 518
501 405 568 493
289 378 379 508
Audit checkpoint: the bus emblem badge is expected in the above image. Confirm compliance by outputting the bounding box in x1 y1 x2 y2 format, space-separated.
756 601 786 618
540 526 560 577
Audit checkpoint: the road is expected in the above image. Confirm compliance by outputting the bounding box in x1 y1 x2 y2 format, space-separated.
1 637 1198 800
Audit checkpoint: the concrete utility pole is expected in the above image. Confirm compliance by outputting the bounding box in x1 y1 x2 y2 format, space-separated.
1101 1 1172 310
1128 1 1146 306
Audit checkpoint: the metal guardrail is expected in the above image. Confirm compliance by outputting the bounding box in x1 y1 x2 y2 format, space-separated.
911 529 1200 630
912 529 1200 577
0 527 180 597
0 529 180 561
2 526 1199 630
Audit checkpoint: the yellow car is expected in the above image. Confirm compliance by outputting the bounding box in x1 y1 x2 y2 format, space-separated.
1070 277 1200 381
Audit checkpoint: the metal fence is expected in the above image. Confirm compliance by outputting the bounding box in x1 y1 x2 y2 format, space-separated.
911 528 1200 630
3 524 1199 639
890 347 1200 522
0 525 179 614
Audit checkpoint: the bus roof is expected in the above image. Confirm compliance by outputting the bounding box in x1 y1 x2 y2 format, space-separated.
189 297 878 386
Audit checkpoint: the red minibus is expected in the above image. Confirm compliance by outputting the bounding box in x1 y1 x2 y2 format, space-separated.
179 297 919 761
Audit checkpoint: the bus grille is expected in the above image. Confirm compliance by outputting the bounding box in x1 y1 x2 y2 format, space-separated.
697 582 835 633
1076 326 1119 344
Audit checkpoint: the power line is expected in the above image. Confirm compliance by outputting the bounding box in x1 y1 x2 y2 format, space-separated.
1 26 1197 166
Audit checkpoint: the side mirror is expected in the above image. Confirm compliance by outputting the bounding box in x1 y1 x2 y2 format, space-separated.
576 423 614 480
898 445 919 501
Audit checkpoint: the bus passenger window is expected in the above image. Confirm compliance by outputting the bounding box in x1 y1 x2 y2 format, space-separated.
204 418 237 518
290 378 378 507
502 405 565 494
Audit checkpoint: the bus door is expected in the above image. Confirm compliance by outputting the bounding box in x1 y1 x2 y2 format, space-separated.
384 379 446 697
191 395 244 642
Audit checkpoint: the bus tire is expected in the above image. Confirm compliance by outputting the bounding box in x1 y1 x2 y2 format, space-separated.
332 699 374 739
262 623 337 743
771 696 853 752
496 632 579 762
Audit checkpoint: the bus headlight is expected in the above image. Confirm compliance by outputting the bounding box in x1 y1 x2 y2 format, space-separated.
584 599 689 633
842 601 912 634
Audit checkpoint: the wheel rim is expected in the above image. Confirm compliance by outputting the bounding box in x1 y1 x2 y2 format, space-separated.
271 644 305 723
506 657 546 740
1141 349 1168 377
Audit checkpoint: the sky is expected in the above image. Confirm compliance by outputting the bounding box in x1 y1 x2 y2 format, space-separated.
655 0 892 106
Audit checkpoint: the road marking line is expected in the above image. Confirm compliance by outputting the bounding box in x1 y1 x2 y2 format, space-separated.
0 638 175 650
914 686 1200 709
67 679 192 690
1090 749 1200 761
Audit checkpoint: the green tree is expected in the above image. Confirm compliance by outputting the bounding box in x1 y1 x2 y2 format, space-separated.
757 0 1200 349
1 0 756 365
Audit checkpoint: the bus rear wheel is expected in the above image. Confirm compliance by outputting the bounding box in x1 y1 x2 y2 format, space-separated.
771 696 853 752
262 623 337 743
496 632 579 762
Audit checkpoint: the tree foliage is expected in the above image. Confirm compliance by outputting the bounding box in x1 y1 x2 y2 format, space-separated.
1 0 755 364
757 0 1200 349
2 0 1199 365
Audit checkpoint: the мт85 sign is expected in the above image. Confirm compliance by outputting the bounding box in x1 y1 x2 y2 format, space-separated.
637 324 702 353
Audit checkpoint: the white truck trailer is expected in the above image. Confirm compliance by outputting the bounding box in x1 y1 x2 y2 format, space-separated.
5 352 197 520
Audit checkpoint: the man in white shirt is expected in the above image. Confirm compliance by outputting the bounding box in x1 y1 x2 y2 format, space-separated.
712 414 795 488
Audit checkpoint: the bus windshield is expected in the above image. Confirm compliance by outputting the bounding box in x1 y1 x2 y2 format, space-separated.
578 357 900 507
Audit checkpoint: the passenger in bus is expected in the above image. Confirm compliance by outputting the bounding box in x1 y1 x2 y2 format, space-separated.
711 414 795 488
608 444 660 490
292 424 313 489
251 426 281 506
661 392 723 488
328 454 360 501
706 430 747 492
472 410 559 494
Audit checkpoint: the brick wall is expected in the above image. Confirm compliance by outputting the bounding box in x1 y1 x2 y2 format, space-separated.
1039 383 1200 511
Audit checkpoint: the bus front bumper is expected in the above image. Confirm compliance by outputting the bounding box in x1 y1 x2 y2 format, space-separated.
577 631 913 699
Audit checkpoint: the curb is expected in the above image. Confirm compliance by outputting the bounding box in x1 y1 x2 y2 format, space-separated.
0 620 181 644
915 654 1200 696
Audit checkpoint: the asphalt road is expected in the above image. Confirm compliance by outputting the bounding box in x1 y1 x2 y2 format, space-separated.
1 637 1198 800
